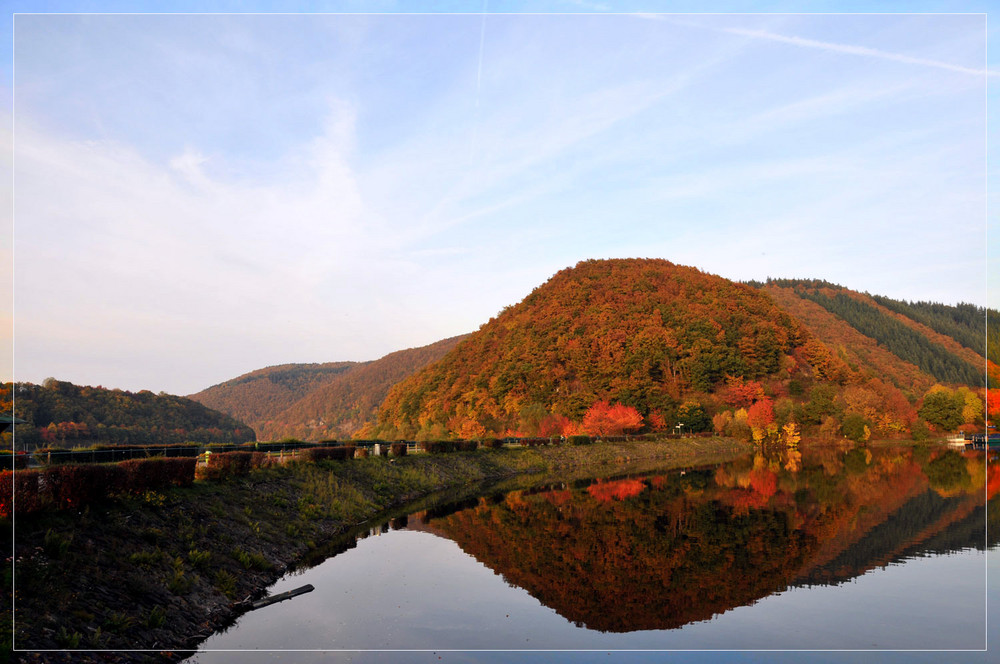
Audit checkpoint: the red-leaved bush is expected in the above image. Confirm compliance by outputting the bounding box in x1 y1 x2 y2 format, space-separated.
300 446 355 463
199 451 269 481
0 457 196 517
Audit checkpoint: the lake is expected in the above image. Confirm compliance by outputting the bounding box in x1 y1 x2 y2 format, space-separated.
192 444 997 662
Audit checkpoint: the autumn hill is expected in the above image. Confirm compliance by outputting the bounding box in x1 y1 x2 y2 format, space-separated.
369 259 990 443
189 335 467 441
1 380 255 449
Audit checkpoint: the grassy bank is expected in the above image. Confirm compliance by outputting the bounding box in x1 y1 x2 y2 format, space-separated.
6 437 749 662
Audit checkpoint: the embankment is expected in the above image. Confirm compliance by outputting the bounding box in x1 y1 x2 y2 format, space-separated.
7 437 748 663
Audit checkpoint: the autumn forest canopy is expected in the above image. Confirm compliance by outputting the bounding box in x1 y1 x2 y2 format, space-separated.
369 259 993 444
7 258 996 448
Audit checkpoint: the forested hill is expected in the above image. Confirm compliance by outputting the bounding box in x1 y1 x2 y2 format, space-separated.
189 361 357 426
758 280 988 388
373 259 826 440
190 336 469 441
2 379 255 448
372 259 989 442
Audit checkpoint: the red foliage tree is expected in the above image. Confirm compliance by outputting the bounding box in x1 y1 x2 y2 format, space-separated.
647 409 667 432
746 399 775 431
720 376 765 408
582 401 644 436
987 388 1000 425
538 413 571 437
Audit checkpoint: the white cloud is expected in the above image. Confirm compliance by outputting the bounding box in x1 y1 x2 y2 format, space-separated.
12 100 397 392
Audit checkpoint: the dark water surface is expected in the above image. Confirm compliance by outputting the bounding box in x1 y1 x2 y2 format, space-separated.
192 444 997 662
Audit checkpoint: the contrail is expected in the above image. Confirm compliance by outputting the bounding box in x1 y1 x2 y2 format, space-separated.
476 1 487 108
722 25 991 77
638 15 992 77
470 1 487 162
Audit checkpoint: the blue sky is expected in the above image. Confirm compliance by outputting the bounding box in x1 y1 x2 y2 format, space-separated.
1 2 995 395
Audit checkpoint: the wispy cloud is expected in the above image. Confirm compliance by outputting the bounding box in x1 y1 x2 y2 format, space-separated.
11 13 987 393
722 26 991 77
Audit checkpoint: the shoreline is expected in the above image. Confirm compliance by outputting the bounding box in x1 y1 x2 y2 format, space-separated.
8 437 750 663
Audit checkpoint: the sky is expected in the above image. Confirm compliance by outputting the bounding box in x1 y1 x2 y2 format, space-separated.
1 2 995 396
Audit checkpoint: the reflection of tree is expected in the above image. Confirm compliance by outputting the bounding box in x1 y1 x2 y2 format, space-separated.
421 445 991 633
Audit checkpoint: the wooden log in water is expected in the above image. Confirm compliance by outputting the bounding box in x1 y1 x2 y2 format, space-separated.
249 584 314 610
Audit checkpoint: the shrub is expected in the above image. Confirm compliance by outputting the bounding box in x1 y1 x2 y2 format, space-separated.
481 438 504 449
0 457 196 517
146 605 166 629
389 443 408 457
233 548 271 571
421 441 454 454
0 452 28 470
188 549 211 570
215 570 237 598
841 414 872 443
300 446 354 462
47 463 127 510
568 435 592 445
911 419 931 441
200 451 268 481
120 457 197 491
354 447 370 459
454 440 478 452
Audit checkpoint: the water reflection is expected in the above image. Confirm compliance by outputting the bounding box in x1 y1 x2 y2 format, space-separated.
414 444 994 633
195 444 995 657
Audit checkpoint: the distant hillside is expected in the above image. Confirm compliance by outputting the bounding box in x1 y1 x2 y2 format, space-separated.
254 335 469 441
190 337 468 441
2 379 255 449
760 280 986 389
189 361 357 426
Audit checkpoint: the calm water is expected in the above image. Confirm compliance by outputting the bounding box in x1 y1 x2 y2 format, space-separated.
193 445 997 662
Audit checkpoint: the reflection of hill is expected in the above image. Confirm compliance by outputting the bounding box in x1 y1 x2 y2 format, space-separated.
911 498 998 555
420 447 989 634
431 479 814 632
794 490 984 587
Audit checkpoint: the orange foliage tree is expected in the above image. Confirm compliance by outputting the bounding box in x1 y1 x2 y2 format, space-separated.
582 401 644 436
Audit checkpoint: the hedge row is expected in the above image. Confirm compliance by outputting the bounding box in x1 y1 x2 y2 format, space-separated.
248 440 319 453
300 446 356 463
0 457 197 517
419 440 481 454
197 451 270 481
31 440 335 466
518 437 562 448
0 452 29 470
33 443 202 465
